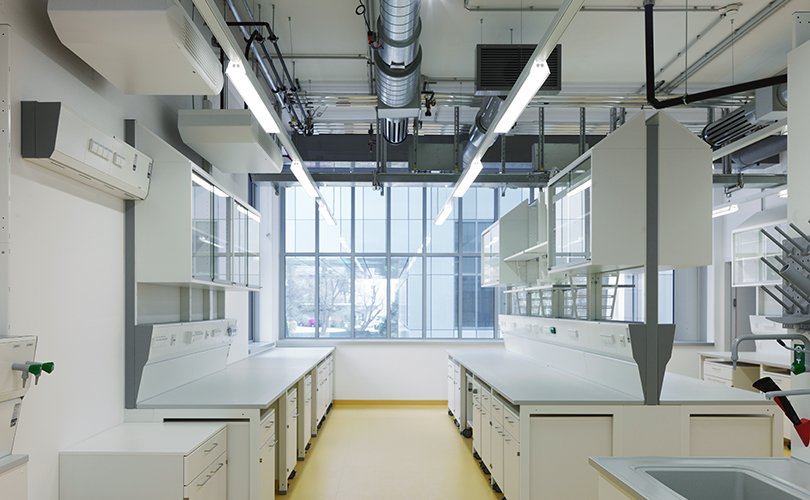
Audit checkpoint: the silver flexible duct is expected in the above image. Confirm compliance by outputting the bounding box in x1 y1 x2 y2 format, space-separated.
375 0 422 144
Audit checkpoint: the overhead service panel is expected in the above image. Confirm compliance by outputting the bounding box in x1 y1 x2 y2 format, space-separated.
178 110 284 174
21 101 153 200
47 0 224 95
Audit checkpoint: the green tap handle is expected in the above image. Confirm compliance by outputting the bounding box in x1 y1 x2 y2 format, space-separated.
41 362 55 374
27 363 42 376
794 347 806 376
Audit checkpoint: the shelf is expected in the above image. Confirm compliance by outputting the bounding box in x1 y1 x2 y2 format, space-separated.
503 242 548 263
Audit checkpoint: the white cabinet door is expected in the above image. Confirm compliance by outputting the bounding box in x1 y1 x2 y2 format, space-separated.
0 463 26 500
285 412 297 478
491 423 504 486
480 403 491 469
303 377 313 444
503 435 520 500
259 439 276 500
472 397 482 455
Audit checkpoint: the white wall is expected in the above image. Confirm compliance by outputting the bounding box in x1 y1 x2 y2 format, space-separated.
2 3 249 499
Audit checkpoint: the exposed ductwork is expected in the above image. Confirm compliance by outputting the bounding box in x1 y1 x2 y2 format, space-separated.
702 84 788 149
375 0 423 144
462 96 504 169
729 135 787 170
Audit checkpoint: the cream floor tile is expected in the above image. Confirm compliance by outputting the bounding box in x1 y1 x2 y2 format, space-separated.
278 405 502 500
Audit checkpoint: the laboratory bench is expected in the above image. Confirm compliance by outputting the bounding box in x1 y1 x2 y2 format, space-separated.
448 346 782 500
130 346 335 499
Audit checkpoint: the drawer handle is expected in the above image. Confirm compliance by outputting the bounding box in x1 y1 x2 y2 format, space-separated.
211 462 224 475
264 423 274 429
203 442 219 454
504 438 511 442
196 464 223 489
269 439 278 448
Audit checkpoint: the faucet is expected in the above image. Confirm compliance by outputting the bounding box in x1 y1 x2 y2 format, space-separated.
731 334 809 369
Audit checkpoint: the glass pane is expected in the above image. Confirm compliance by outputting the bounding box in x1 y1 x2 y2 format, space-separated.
355 187 387 253
191 175 213 281
461 188 496 254
212 189 230 283
390 257 423 338
426 257 457 338
551 158 592 268
355 257 388 337
285 256 317 338
426 187 457 253
499 187 530 216
461 256 495 338
391 187 423 253
232 202 249 286
319 257 352 338
247 210 261 288
285 187 316 253
319 187 352 253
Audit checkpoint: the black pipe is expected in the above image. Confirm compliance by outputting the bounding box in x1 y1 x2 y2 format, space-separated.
644 0 787 109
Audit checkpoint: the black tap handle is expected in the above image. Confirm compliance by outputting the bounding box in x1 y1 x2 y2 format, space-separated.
753 377 802 427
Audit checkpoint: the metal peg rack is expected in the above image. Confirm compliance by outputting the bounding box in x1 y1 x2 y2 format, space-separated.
760 222 810 329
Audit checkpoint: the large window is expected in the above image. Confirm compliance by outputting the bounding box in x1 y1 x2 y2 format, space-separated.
280 185 530 339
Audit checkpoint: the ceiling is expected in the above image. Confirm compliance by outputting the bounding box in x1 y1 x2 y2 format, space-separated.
228 0 804 135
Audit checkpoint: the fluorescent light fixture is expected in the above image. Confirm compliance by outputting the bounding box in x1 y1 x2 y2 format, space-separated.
192 172 213 191
779 189 788 198
712 204 739 218
212 185 228 198
434 200 454 226
225 60 281 134
452 158 484 198
290 160 320 199
318 199 337 226
493 60 551 134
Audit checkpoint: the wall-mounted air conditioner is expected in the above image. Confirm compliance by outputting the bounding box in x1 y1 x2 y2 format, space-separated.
21 101 153 200
47 0 223 95
178 109 284 173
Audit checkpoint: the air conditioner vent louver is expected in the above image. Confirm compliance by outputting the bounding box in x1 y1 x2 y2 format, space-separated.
476 44 562 96
47 0 223 95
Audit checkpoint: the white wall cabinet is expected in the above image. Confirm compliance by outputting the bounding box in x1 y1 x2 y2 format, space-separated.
731 207 788 287
481 201 541 288
547 111 711 275
134 124 260 290
60 423 227 500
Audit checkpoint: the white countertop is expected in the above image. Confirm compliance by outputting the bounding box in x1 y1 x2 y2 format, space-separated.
138 347 334 410
61 423 225 455
449 347 768 406
590 457 810 500
701 350 793 369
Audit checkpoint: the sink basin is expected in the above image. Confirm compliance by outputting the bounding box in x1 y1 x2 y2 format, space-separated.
643 468 805 500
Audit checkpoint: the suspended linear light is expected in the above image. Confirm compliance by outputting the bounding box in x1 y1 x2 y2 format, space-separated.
191 172 213 191
290 160 320 200
493 59 551 134
712 204 739 218
318 198 337 226
434 200 454 226
779 189 789 198
452 159 484 198
225 60 281 134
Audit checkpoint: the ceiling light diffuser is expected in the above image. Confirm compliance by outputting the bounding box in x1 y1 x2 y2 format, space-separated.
493 60 551 134
225 60 281 134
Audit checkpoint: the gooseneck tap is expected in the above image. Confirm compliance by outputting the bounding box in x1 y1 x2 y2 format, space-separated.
731 334 809 369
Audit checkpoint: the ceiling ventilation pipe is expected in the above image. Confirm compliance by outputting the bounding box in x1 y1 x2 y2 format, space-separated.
643 0 786 109
375 0 423 144
462 96 504 169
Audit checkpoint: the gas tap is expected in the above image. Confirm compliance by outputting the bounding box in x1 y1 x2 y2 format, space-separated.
11 361 54 387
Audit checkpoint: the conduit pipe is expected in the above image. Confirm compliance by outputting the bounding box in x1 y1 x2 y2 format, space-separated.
643 0 786 110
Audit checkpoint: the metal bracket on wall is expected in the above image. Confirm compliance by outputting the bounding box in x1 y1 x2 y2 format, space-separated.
761 226 810 329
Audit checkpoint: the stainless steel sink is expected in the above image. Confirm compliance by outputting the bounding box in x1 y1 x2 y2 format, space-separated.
644 468 805 500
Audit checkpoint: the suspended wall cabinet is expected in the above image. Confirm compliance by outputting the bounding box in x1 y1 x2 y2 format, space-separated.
133 124 260 290
547 111 712 276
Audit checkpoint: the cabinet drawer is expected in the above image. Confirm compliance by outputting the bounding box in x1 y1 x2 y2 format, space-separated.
184 428 227 484
703 374 733 387
761 370 791 390
305 374 312 388
503 407 520 440
703 360 733 381
491 397 505 425
260 409 276 446
185 451 227 500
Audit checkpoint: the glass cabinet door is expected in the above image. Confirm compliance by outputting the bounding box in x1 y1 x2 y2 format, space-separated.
247 210 261 288
550 158 592 269
212 187 231 284
191 173 214 281
232 202 249 286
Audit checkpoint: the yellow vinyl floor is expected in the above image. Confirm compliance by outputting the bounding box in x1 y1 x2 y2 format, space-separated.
278 404 502 500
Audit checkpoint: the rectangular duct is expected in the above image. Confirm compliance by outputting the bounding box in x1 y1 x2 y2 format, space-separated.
475 44 562 96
